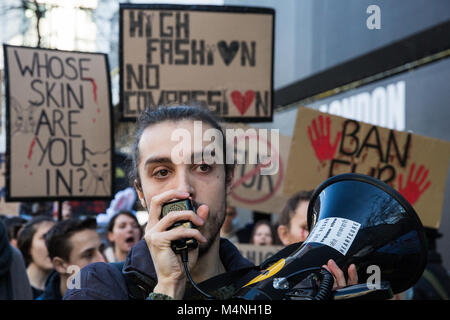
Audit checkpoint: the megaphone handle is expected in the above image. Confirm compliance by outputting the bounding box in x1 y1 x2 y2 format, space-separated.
312 268 334 300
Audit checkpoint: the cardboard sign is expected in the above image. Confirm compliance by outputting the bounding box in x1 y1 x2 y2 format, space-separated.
120 4 274 122
235 243 284 266
225 123 290 214
284 107 450 228
3 45 114 201
0 153 20 215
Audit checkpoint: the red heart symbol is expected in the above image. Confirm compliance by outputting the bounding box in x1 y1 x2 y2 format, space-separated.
231 90 255 116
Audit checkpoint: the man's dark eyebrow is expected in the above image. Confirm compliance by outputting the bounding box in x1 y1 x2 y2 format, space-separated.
143 156 173 168
81 247 96 257
143 153 218 167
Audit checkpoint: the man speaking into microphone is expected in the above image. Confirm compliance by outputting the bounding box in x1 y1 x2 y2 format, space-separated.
64 105 357 300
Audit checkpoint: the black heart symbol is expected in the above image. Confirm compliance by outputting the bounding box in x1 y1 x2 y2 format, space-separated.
217 41 239 66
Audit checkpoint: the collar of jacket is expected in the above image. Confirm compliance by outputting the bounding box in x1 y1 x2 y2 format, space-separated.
38 271 62 300
121 238 254 293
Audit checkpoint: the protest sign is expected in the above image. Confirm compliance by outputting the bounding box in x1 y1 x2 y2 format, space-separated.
225 123 290 215
1 70 5 154
235 243 284 266
120 4 274 122
284 107 450 228
3 45 114 201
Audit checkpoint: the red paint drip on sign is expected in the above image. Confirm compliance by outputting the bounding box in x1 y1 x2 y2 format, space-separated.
83 77 98 104
28 136 37 160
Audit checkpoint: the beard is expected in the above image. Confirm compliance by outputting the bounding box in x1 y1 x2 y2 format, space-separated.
192 199 227 256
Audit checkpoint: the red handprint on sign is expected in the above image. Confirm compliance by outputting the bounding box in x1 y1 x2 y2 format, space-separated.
308 115 342 162
398 163 431 205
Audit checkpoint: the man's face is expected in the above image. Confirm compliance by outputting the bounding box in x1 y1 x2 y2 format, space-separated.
278 200 310 246
67 229 106 269
136 120 228 254
288 200 310 244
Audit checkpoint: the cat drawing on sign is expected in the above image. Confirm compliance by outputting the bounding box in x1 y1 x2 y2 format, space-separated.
85 148 111 196
10 97 37 136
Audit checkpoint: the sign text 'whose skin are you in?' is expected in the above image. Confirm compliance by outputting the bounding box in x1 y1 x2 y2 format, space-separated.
4 45 113 200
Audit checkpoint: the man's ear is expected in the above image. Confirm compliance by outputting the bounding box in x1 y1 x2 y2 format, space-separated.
277 225 290 246
52 257 68 275
134 179 147 209
225 166 235 195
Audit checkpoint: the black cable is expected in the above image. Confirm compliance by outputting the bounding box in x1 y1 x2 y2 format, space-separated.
278 267 333 300
181 249 215 300
313 268 334 300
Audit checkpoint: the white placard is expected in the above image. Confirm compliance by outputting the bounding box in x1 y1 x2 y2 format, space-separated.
306 217 361 255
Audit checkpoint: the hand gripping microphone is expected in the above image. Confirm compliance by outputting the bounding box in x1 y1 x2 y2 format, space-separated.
160 199 198 253
160 199 213 299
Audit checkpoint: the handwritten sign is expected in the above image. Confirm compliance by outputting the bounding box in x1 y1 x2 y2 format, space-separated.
120 4 274 121
4 45 114 201
225 123 290 214
235 243 284 266
284 107 450 228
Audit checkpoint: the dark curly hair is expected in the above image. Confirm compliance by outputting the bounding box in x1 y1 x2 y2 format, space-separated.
44 217 97 261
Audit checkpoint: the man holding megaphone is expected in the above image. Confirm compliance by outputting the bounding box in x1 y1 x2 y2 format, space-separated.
64 105 358 300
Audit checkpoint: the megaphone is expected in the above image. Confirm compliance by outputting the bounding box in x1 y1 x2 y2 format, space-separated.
233 173 427 300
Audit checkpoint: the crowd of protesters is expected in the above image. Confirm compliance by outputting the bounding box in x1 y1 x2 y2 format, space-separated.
2 184 448 300
0 197 142 299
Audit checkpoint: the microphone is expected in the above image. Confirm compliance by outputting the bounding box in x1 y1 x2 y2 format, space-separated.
160 199 213 299
161 199 198 253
